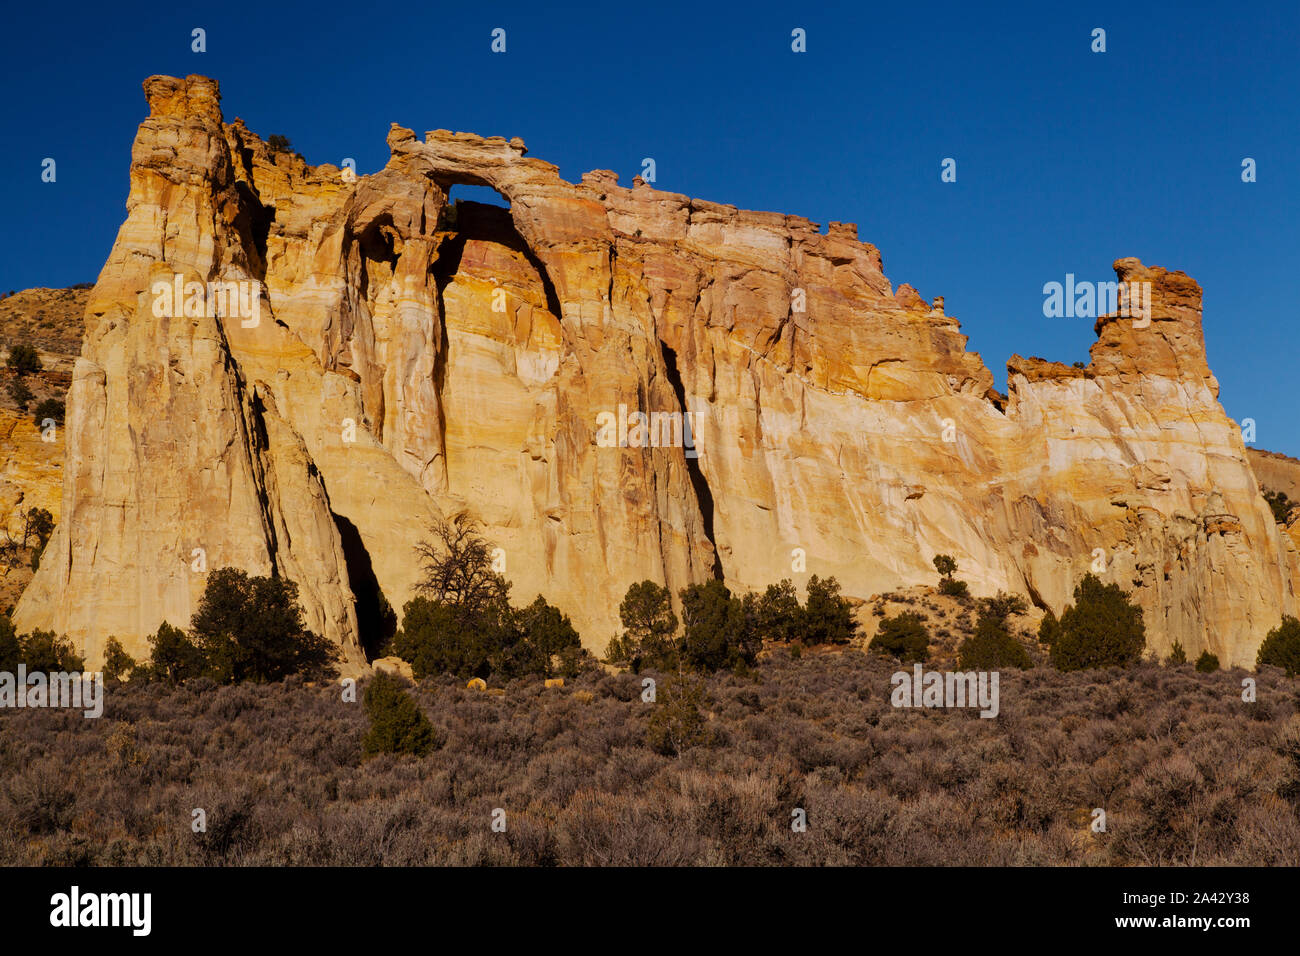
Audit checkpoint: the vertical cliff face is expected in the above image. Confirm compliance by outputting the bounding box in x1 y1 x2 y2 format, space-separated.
15 75 1299 668
14 76 364 670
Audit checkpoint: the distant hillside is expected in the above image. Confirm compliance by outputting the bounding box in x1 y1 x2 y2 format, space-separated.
0 285 83 422
1250 448 1300 504
0 285 90 355
0 408 62 612
0 287 79 610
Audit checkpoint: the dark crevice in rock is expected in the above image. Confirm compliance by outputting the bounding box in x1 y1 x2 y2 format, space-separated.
429 225 466 466
659 342 724 581
244 387 281 568
1024 576 1048 611
231 181 272 281
332 511 395 659
523 242 563 321
358 215 399 273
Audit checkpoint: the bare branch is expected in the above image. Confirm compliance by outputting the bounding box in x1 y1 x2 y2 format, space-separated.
413 511 508 613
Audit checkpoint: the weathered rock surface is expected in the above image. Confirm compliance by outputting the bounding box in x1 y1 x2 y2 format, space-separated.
0 410 63 540
14 74 1300 668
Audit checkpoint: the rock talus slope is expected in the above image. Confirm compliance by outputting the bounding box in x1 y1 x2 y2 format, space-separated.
15 75 1299 668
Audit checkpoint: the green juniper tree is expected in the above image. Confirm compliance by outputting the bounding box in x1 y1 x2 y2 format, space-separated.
362 672 437 758
870 611 930 663
1049 574 1145 671
1257 616 1300 676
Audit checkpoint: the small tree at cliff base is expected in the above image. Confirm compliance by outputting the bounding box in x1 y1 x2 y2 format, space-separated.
747 579 802 644
802 575 859 645
396 511 514 678
140 622 206 683
979 592 1027 622
933 554 969 598
509 594 586 678
605 580 679 671
18 629 84 672
393 596 507 680
1038 609 1060 646
189 568 339 683
679 579 758 673
1049 574 1145 671
1257 617 1300 677
102 637 136 682
396 513 587 680
413 512 510 612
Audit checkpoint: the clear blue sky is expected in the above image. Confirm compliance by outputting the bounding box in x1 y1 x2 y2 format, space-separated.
2 0 1296 453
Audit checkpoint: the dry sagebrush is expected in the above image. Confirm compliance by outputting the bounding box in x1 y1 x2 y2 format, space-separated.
1 651 1299 866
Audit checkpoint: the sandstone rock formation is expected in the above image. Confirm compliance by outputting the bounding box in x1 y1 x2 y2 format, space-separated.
0 408 62 531
14 74 1300 668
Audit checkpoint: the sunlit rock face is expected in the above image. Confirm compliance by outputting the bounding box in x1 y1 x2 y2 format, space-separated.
16 75 1298 669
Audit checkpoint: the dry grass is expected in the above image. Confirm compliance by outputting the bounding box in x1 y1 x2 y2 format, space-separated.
1 651 1297 866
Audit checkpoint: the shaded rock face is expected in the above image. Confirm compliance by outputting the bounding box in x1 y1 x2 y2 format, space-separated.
14 74 1299 668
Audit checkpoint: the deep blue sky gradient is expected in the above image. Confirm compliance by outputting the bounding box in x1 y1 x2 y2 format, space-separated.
2 0 1296 451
